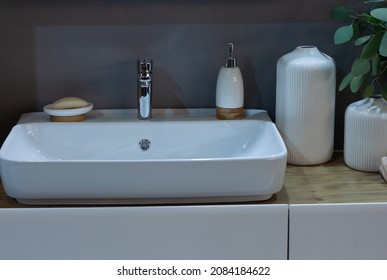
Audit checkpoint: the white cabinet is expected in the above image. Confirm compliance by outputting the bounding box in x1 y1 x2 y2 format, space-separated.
0 204 288 260
3 201 386 260
289 203 387 259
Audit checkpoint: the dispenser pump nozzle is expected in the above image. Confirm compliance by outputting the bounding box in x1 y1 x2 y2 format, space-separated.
226 42 237 68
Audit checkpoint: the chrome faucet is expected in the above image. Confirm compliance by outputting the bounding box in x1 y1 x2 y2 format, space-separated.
137 58 153 120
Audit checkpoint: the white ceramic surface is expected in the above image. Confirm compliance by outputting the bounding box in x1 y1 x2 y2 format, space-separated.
0 109 287 205
344 97 387 172
216 66 244 108
43 103 93 116
276 46 336 165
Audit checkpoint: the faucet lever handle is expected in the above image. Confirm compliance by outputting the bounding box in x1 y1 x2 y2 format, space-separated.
138 58 153 75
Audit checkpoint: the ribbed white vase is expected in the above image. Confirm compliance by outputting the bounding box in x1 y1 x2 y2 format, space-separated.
276 46 336 165
344 97 387 172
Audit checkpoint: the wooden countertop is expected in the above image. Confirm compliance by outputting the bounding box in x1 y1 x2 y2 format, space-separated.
1 153 387 208
276 152 387 204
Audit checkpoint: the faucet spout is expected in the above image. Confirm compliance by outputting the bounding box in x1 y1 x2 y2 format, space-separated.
137 59 153 120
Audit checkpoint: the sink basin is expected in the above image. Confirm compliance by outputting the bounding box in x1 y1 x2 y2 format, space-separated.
0 109 287 205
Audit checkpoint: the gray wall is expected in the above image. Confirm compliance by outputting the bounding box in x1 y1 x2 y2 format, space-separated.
0 0 365 148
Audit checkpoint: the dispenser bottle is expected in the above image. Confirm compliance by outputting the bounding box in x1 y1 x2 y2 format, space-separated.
216 43 244 120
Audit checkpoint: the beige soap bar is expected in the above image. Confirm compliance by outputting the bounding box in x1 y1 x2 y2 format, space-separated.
51 97 88 109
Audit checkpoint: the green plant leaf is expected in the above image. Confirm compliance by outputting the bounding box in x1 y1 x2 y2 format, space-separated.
334 24 354 44
363 83 375 97
370 8 387 22
339 72 353 91
380 31 387 57
372 55 381 75
361 32 384 59
351 58 371 76
355 35 371 46
364 0 385 3
368 16 385 25
330 6 351 21
352 23 361 41
350 75 364 93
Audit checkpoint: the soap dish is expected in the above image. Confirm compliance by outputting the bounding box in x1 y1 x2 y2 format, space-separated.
43 103 93 122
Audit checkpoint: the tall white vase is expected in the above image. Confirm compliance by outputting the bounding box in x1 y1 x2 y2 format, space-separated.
344 97 387 172
276 46 336 165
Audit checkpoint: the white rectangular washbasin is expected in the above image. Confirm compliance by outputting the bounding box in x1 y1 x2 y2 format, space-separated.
0 109 287 205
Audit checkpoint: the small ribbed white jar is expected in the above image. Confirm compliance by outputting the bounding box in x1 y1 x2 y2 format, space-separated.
344 97 387 172
276 46 336 165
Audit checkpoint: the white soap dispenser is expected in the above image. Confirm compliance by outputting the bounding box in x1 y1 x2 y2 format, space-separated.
216 42 244 120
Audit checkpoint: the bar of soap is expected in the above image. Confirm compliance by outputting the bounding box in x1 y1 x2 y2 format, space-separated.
51 97 89 110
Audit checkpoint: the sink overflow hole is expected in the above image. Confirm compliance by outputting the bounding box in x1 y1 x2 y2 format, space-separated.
139 139 151 151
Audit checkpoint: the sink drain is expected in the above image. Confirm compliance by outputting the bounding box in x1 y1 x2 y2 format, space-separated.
139 139 151 151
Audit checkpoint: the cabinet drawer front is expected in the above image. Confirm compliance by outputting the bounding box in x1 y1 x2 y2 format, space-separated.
289 203 387 260
0 204 288 260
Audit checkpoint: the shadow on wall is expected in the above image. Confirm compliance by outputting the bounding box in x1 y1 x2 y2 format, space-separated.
243 57 262 109
153 67 185 108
